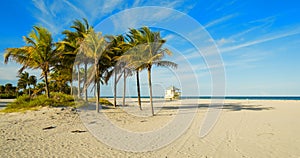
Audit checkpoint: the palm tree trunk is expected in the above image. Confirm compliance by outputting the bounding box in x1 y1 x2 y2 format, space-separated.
70 68 73 95
28 84 31 97
123 71 126 106
114 69 117 107
147 67 154 116
95 64 100 113
96 81 100 113
70 80 73 95
44 71 50 98
77 64 80 98
136 70 142 110
84 62 88 102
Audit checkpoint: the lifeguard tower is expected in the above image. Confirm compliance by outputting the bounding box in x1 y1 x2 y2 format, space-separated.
164 86 181 100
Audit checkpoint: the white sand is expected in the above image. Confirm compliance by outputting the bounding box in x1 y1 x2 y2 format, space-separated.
0 99 300 157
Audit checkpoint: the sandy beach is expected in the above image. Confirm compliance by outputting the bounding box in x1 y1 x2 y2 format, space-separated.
0 99 300 157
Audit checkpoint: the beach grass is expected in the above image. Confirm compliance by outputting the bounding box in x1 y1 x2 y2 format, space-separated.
0 94 114 113
0 92 75 113
87 98 113 106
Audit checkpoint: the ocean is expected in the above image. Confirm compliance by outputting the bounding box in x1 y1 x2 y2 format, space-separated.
0 102 9 109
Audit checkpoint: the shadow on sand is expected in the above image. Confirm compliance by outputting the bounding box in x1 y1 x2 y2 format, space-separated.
77 102 274 117
160 103 274 112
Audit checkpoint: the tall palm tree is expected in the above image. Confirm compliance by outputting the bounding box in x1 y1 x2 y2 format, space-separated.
55 39 76 95
117 44 144 109
125 28 146 109
107 35 132 107
80 29 111 112
71 18 91 102
4 26 57 98
121 66 133 106
131 27 177 116
58 18 91 100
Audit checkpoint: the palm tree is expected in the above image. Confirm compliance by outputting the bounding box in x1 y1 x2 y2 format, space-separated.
117 45 143 109
0 85 5 94
33 82 45 95
58 18 91 100
49 68 71 93
71 18 91 102
4 26 57 98
29 75 37 90
4 83 13 95
121 66 133 106
17 72 36 96
125 28 146 110
107 35 132 107
131 27 177 116
17 72 29 95
80 29 111 112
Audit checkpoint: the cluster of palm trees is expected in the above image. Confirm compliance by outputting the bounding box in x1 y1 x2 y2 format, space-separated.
4 18 177 115
0 83 18 98
17 72 37 96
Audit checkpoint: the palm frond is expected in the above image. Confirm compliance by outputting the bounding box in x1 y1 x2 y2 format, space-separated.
154 60 178 69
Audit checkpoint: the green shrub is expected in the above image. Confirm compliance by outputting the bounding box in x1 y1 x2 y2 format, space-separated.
88 98 113 106
99 98 113 106
3 93 75 112
50 92 75 107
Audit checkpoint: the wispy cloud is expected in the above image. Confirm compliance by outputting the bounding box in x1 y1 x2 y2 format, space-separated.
63 0 87 18
204 13 238 28
31 0 125 36
101 0 123 14
221 28 300 53
215 26 259 46
211 15 278 46
30 0 197 37
216 0 238 12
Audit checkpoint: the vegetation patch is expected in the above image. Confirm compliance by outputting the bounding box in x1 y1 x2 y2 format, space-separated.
1 93 75 113
87 98 113 106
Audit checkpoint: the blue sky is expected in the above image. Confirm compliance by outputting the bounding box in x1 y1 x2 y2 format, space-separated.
0 0 299 96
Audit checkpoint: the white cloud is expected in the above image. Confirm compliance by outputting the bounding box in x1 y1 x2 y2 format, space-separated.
0 61 41 82
101 0 123 14
164 34 175 41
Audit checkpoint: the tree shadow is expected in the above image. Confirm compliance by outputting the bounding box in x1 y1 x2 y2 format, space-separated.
160 103 274 112
78 103 114 111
